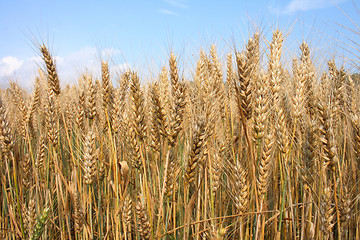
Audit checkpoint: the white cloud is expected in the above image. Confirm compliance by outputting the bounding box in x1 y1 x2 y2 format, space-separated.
0 56 23 77
57 47 129 86
112 63 131 74
65 47 97 65
0 47 130 90
159 9 179 16
29 56 42 64
272 0 347 15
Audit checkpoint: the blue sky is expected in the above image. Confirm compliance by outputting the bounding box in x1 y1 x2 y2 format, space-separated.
0 0 359 90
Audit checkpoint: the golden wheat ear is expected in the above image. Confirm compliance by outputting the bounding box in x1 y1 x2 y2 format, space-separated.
257 130 274 202
0 97 13 154
149 82 167 153
135 195 151 240
129 71 147 142
83 128 97 185
40 45 61 96
185 118 207 186
168 52 186 147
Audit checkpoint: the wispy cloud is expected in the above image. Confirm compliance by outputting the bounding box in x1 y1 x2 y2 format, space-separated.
271 0 347 15
164 0 188 9
159 8 179 16
159 0 188 16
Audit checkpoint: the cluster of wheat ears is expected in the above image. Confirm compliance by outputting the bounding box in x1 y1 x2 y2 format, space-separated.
0 30 359 240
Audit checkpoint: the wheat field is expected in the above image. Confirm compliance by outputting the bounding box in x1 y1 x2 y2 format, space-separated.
0 30 359 239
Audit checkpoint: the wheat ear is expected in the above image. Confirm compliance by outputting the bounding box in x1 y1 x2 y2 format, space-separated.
83 129 97 185
40 45 61 96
